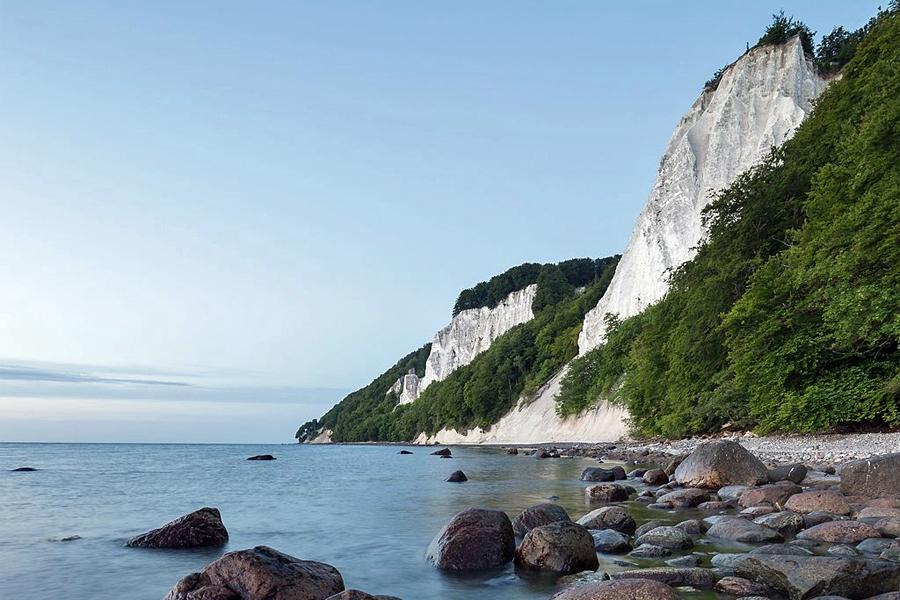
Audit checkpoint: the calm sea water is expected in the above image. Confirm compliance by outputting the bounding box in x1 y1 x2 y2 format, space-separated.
0 443 730 599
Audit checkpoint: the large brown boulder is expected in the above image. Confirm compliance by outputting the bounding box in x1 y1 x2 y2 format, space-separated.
551 579 680 600
674 440 768 488
127 507 228 549
734 554 900 599
512 503 571 537
576 506 635 535
163 546 344 600
426 508 515 570
840 454 900 498
514 521 599 574
784 491 852 515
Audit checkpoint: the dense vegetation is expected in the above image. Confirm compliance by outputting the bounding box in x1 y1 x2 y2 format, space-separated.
559 9 900 438
453 257 617 315
299 256 619 442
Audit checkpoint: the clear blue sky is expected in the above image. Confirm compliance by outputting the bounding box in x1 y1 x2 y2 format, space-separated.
0 1 881 442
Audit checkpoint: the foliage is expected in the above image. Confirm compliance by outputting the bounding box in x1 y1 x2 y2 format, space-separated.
559 10 900 437
704 65 728 91
756 11 815 55
308 256 620 442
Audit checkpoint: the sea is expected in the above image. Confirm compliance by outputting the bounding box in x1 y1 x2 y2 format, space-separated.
0 443 731 599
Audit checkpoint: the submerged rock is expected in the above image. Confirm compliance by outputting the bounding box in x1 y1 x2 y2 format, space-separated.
446 471 467 483
431 448 452 457
398 450 413 455
163 545 344 600
515 521 599 574
11 466 37 472
426 508 515 570
127 507 228 549
247 455 275 461
512 503 571 537
674 440 769 488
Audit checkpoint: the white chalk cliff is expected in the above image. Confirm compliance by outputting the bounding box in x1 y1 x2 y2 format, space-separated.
579 37 827 353
392 284 538 405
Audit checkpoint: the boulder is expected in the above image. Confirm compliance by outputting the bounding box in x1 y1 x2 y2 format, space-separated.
590 529 631 553
446 471 467 483
857 538 896 555
163 546 344 600
734 554 900 599
629 544 671 558
507 448 518 455
550 579 680 600
718 485 750 501
673 440 768 489
576 506 635 535
750 543 814 556
715 575 768 596
840 454 900 498
512 503 571 537
860 507 900 520
741 505 776 518
581 467 616 482
797 521 882 544
634 520 666 538
609 466 627 480
706 517 783 543
753 511 805 537
426 508 515 570
585 484 629 502
247 455 275 461
514 521 599 575
666 554 701 567
876 516 900 538
697 500 731 511
785 491 852 515
127 507 228 549
642 469 668 486
769 463 809 484
11 466 37 472
431 448 452 457
610 567 717 588
674 519 704 535
739 482 802 509
634 526 693 550
398 450 413 455
657 488 710 508
804 511 838 528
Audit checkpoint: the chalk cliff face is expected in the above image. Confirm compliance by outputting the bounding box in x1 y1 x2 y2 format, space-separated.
578 37 827 353
394 284 537 405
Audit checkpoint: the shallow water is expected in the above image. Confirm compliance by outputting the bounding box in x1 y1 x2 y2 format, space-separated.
0 443 734 599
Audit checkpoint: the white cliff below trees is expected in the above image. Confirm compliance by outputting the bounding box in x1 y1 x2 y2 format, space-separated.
578 37 827 354
392 284 538 405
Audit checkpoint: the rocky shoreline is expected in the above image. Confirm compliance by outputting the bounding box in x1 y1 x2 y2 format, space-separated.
127 443 900 599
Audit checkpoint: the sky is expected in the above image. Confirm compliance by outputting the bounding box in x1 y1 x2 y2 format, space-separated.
0 1 882 443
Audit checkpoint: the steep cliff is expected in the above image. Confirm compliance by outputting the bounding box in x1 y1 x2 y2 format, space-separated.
579 37 827 353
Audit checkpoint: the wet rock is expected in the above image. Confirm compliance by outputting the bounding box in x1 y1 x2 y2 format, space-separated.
576 506 635 535
590 529 631 553
876 516 900 538
628 469 647 478
710 553 747 572
325 591 402 600
635 526 693 550
431 448 452 457
797 521 881 544
734 554 900 600
674 440 768 489
739 483 802 510
446 471 467 483
666 554 701 567
514 521 599 575
127 507 228 549
609 466 627 480
398 450 413 455
828 544 862 557
882 545 900 562
585 484 629 503
715 575 767 596
750 543 814 556
610 567 717 588
246 455 275 461
507 447 518 455
512 503 571 537
674 519 705 535
753 511 805 537
163 545 344 600
769 463 808 484
804 511 839 528
658 487 710 508
857 538 895 555
426 508 515 570
664 455 687 476
629 544 671 558
581 467 616 482
741 505 776 518
11 466 37 472
718 485 750 501
698 500 732 511
634 520 666 538
550 579 680 600
642 469 668 486
840 454 900 498
707 517 783 543
784 491 852 515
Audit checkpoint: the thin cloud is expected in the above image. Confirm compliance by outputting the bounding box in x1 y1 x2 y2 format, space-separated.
0 365 189 387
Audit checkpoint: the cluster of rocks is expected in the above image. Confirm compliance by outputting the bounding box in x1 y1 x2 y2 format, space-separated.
428 442 900 599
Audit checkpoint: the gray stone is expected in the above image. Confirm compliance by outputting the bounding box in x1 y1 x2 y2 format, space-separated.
550 579 679 600
769 463 808 484
576 506 635 535
590 529 631 553
515 521 599 575
512 503 571 537
635 526 693 550
840 454 900 498
674 440 769 489
629 544 671 558
754 511 805 537
610 567 717 588
707 517 783 543
426 508 515 570
797 521 882 544
127 507 228 549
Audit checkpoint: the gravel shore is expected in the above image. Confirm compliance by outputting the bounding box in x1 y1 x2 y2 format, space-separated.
619 431 900 465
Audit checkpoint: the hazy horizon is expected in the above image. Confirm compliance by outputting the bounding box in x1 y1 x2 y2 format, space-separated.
0 1 881 442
